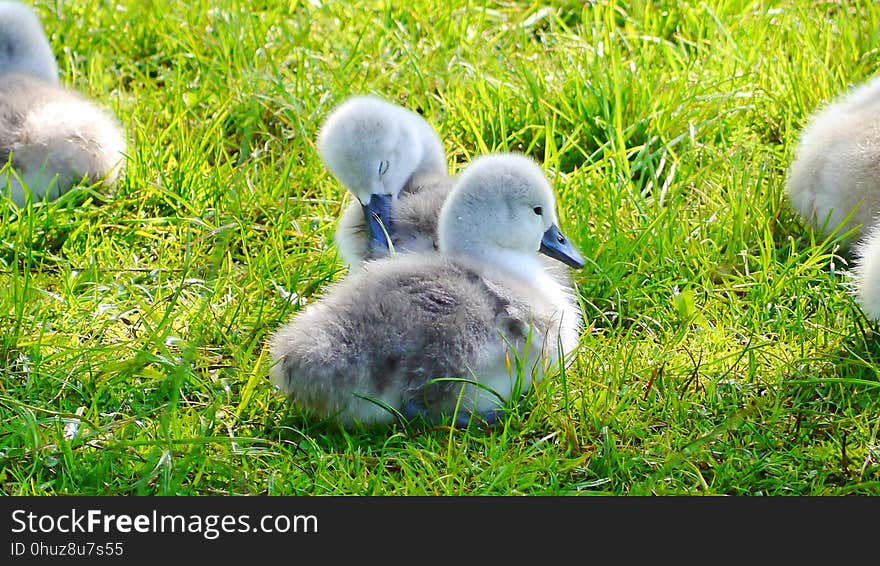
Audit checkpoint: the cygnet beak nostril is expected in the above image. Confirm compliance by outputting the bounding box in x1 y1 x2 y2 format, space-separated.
540 223 584 269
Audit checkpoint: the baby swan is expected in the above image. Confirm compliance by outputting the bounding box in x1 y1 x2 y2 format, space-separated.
786 74 880 321
270 153 585 428
0 1 126 207
786 74 880 247
317 95 450 269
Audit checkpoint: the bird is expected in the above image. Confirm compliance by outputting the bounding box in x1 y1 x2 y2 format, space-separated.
0 1 126 207
269 153 585 428
786 74 880 321
316 94 451 270
786 74 880 248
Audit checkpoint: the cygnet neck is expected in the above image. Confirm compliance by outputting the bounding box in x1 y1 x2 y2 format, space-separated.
441 232 547 289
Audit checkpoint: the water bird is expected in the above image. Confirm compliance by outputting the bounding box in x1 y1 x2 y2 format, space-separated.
320 95 579 289
316 95 450 269
787 74 880 321
0 1 126 207
270 153 585 428
787 74 880 248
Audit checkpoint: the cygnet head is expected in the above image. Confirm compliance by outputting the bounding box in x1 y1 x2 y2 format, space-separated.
0 1 58 83
438 153 584 271
317 95 446 252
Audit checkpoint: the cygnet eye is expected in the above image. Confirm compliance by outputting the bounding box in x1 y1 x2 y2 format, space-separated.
378 160 390 176
533 206 543 216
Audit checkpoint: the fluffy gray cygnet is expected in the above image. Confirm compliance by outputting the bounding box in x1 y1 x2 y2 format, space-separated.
316 95 450 269
786 74 880 321
270 153 585 428
0 1 126 206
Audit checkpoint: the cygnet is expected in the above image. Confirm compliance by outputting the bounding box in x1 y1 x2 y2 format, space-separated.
316 95 450 269
0 1 126 207
269 153 585 428
786 74 880 321
786 74 880 247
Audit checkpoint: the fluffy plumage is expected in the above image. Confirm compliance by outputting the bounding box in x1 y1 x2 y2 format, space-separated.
322 95 578 301
0 1 57 83
854 224 880 321
786 74 880 321
786 74 880 247
0 1 126 206
270 153 584 428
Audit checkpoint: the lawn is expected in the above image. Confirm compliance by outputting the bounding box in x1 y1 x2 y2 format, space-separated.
1 0 879 495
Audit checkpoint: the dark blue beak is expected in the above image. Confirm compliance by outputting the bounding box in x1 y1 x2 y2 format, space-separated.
540 223 584 269
362 193 394 253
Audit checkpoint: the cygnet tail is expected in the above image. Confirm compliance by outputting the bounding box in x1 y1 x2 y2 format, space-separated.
268 303 405 428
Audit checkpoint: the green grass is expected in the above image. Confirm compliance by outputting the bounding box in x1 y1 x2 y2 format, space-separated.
1 0 879 495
